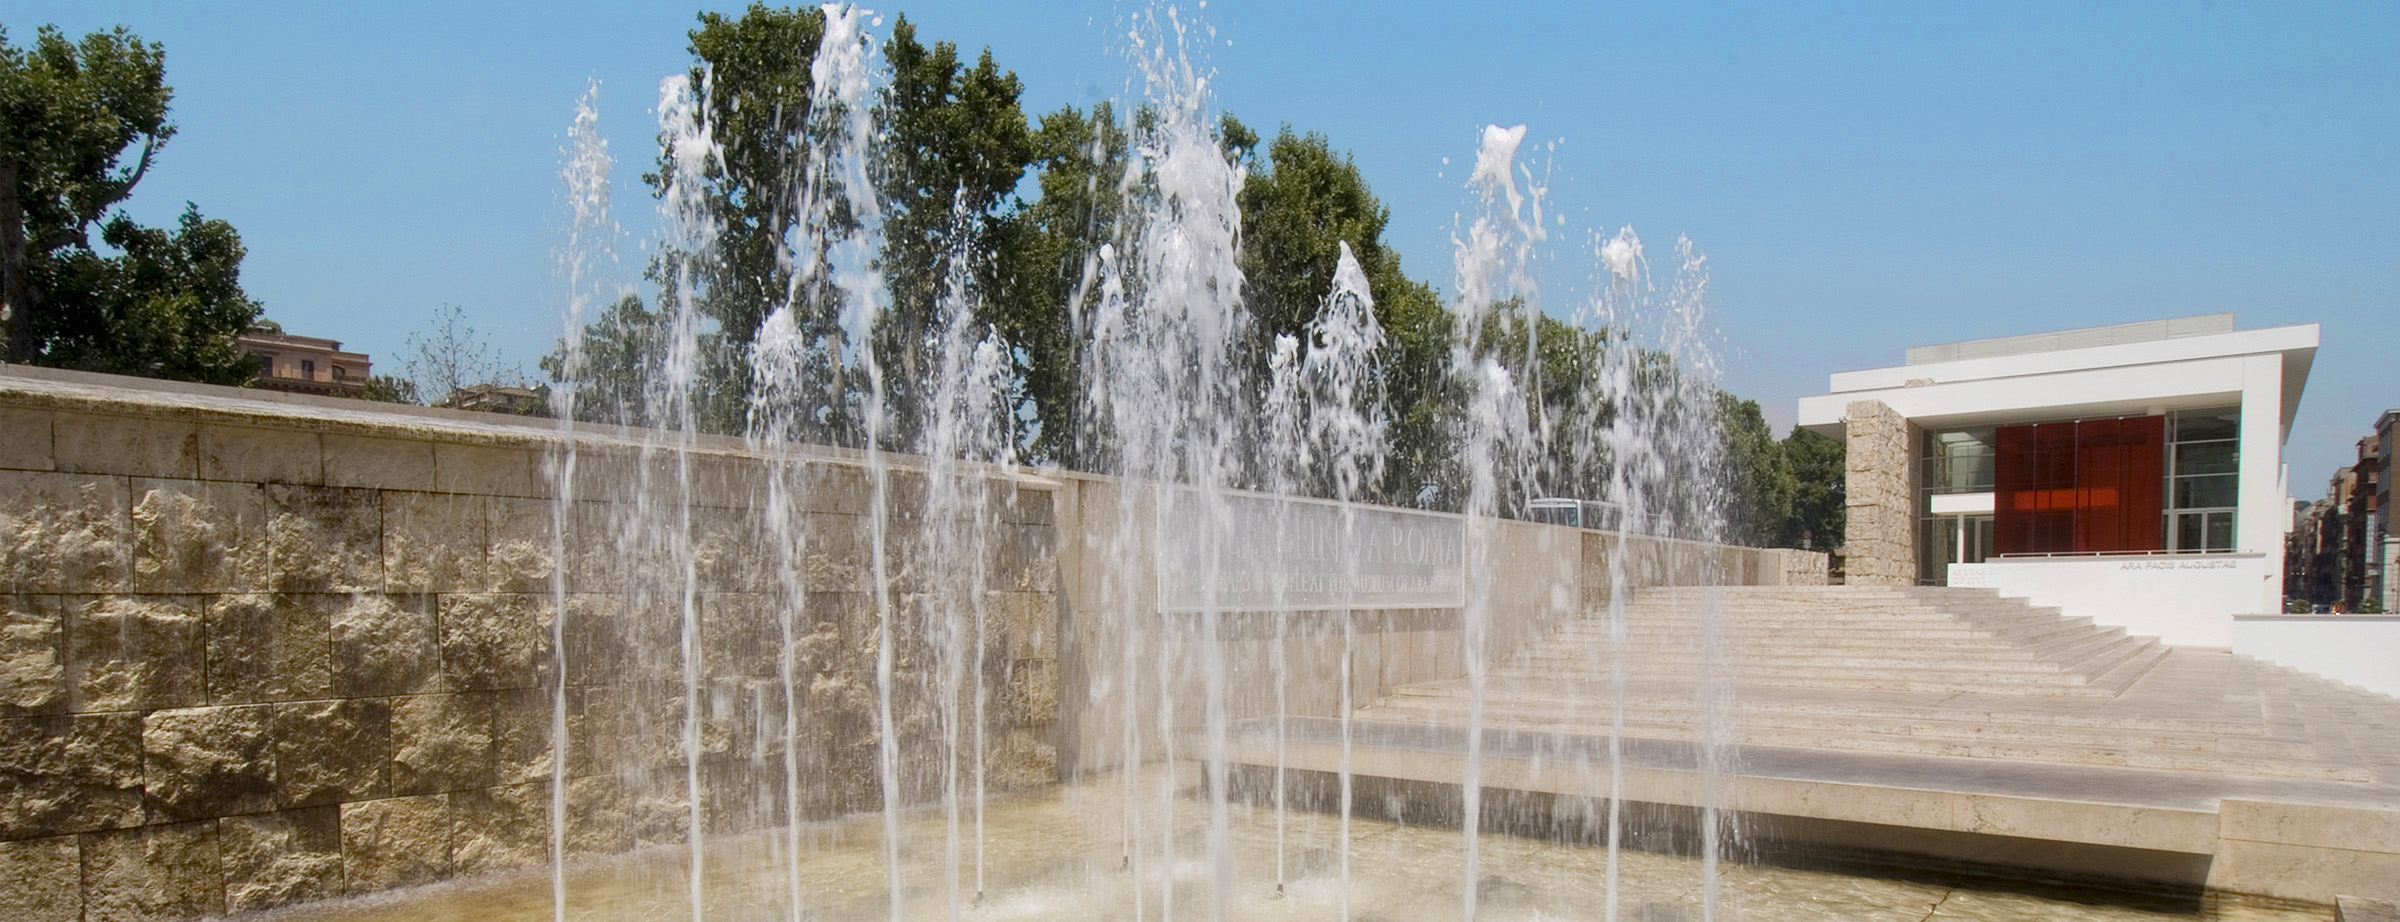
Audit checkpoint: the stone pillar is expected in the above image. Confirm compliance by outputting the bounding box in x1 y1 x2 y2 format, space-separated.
1843 399 1919 586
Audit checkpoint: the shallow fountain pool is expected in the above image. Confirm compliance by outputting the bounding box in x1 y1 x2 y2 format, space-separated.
280 774 2320 922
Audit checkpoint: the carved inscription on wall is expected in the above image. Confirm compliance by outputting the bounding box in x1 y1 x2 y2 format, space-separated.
1159 490 1464 611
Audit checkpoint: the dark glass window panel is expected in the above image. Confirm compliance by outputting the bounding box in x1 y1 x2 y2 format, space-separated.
2206 511 2235 550
2173 408 2240 442
2175 441 2239 476
2176 513 2204 550
2175 474 2238 509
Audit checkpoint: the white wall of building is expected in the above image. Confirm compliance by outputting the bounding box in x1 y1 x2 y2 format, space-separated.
1949 553 2277 648
2233 615 2400 699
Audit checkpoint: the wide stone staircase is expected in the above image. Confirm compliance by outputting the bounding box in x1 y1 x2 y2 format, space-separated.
1352 585 2373 782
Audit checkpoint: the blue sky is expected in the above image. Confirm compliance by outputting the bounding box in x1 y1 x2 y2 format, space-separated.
18 1 2397 492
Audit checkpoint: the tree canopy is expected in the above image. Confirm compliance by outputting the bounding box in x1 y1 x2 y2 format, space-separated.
538 5 1844 548
1 23 261 383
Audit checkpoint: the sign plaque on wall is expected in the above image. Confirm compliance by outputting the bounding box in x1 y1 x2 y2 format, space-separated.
1158 489 1466 612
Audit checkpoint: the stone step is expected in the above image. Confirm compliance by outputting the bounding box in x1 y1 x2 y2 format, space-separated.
1383 679 2269 734
1501 656 2104 686
1367 689 2314 758
1509 647 2068 674
1484 666 2119 697
1347 705 2359 781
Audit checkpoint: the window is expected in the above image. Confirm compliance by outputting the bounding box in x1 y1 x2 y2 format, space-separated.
2164 407 2240 552
1992 415 2165 556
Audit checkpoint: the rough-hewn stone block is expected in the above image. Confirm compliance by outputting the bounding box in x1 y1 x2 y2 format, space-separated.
381 491 487 592
701 592 777 679
66 595 204 711
142 704 274 821
0 408 55 472
558 593 628 688
331 593 440 698
390 693 494 795
804 513 870 592
562 774 630 856
322 434 434 491
340 795 449 892
488 688 552 786
205 594 335 704
0 471 130 594
0 834 78 920
0 595 64 716
449 781 549 874
219 806 341 912
1002 658 1058 727
987 523 1058 592
0 712 141 836
265 485 382 592
485 496 556 592
54 415 197 480
200 425 322 485
991 591 1054 660
438 594 550 691
79 820 222 922
988 726 1058 791
273 698 389 807
131 479 267 593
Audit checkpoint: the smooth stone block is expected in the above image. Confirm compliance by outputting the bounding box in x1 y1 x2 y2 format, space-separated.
433 442 544 498
65 595 204 711
322 434 434 491
199 424 323 485
0 407 55 472
340 795 450 892
80 820 223 922
219 805 342 912
142 704 274 821
53 414 197 480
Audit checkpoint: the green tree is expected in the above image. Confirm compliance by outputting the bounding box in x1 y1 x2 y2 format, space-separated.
874 15 1033 448
987 101 1128 466
1782 426 1846 550
648 3 829 433
543 293 665 426
1 23 260 382
1716 392 1795 547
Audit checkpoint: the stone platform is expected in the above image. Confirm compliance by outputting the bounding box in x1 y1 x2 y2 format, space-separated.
1223 586 2400 905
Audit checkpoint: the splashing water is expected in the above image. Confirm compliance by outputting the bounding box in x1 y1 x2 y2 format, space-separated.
534 6 1744 922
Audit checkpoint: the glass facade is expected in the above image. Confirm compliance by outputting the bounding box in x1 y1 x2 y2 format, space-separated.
1914 406 2244 583
2164 407 2240 551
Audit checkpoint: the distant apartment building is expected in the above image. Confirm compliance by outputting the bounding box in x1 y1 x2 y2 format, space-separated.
236 332 371 397
1798 313 2318 646
2377 409 2398 611
2283 412 2396 613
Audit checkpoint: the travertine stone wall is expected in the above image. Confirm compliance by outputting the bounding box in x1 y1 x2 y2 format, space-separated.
1842 399 1918 586
0 369 1060 920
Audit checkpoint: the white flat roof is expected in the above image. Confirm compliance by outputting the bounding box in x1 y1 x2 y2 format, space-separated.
1797 320 2318 437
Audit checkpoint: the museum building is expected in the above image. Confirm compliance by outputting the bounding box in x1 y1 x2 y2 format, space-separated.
1797 313 2320 646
